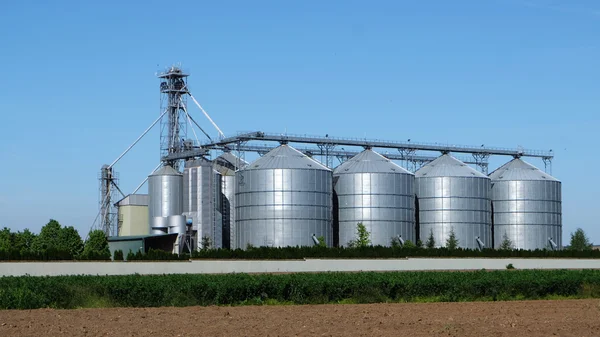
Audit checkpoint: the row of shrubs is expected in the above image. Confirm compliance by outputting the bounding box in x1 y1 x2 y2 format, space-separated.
0 248 111 261
5 246 600 262
112 249 189 261
189 246 600 260
2 269 600 309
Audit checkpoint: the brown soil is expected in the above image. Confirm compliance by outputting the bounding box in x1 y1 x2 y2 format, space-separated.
1 300 599 337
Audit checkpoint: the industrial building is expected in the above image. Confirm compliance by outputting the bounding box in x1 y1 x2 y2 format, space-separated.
116 194 149 236
99 66 561 255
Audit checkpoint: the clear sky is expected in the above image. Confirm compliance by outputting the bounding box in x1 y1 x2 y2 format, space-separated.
0 0 598 243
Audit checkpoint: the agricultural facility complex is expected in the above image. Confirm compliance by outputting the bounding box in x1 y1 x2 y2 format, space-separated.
94 66 561 257
5 2 600 336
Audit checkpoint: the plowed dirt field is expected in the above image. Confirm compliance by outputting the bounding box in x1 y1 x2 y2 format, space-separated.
1 299 599 336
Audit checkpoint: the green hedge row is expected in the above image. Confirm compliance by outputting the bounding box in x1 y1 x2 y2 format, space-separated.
1 270 600 309
191 246 600 260
0 248 111 261
4 245 600 262
126 249 189 261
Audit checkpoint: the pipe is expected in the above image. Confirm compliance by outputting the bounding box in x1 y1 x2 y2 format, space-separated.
188 92 225 139
131 163 162 195
109 109 168 169
476 237 485 250
548 237 558 250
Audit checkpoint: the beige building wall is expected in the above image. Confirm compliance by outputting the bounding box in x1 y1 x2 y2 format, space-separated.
118 205 149 236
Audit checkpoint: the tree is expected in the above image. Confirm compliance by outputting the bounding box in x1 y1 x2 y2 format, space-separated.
499 232 513 250
347 222 371 248
416 239 423 248
0 227 12 251
446 228 459 250
126 250 136 261
113 250 124 261
31 219 61 252
426 229 436 249
201 235 212 250
569 228 592 251
403 240 416 248
317 236 327 248
80 230 110 260
31 219 84 259
59 226 84 258
13 229 36 251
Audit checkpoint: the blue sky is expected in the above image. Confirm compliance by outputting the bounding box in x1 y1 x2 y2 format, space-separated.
0 0 598 243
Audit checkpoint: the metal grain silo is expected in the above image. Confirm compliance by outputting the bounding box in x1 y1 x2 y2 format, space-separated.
235 144 333 248
148 165 183 234
183 157 222 249
214 152 248 249
333 149 415 247
489 158 561 250
415 154 491 249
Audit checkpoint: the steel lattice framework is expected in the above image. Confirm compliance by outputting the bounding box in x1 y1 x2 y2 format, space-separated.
158 66 189 170
162 131 553 174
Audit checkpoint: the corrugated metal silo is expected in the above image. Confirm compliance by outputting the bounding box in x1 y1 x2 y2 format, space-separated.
415 154 491 249
333 149 415 247
214 152 248 249
235 144 333 248
148 165 183 234
489 158 561 250
183 158 222 249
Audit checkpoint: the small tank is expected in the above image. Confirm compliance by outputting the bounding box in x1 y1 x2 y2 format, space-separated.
333 149 415 247
415 154 491 249
235 144 333 248
150 216 169 235
489 158 561 250
148 165 183 234
167 215 187 235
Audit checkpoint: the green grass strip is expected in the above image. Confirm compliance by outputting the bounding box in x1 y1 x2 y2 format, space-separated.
2 270 600 310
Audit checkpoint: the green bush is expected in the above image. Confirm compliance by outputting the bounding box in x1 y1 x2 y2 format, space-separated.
113 250 124 261
126 250 136 261
1 270 600 309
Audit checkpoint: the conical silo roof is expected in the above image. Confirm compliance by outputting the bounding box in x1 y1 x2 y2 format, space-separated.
214 152 248 176
216 152 249 169
415 154 487 178
333 149 412 175
243 144 331 171
489 158 558 182
149 165 181 176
